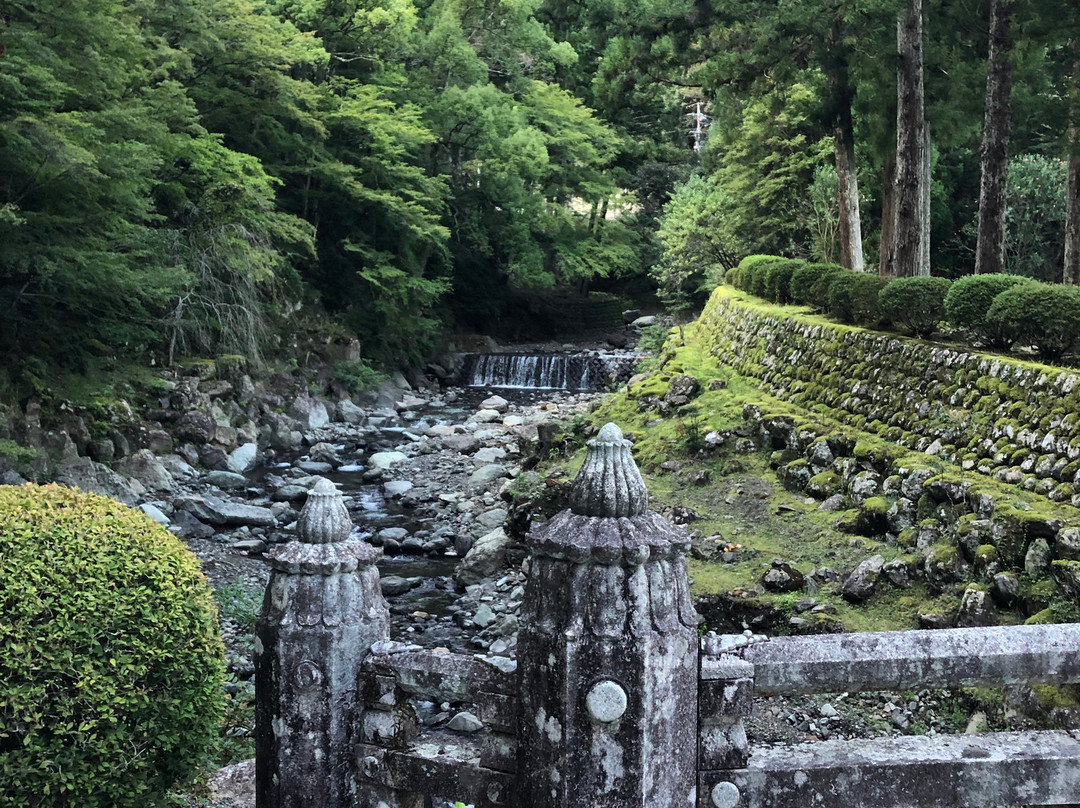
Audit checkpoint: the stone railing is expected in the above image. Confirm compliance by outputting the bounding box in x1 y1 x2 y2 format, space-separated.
255 424 1080 808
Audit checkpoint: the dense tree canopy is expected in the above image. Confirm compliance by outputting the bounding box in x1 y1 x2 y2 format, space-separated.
1 0 1078 377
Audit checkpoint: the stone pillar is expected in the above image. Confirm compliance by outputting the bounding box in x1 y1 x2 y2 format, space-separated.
517 423 700 808
255 478 389 808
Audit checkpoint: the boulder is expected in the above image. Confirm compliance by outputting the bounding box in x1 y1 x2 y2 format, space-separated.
54 458 144 506
289 395 330 431
455 527 509 586
383 480 414 498
369 451 408 470
480 395 509 414
442 434 481 454
336 399 366 425
1025 537 1052 576
841 555 885 602
468 464 510 493
664 374 701 407
205 470 248 490
761 559 805 593
380 576 412 597
955 587 997 627
177 494 275 527
473 447 507 465
176 410 215 445
113 449 175 492
472 409 502 424
138 502 170 525
227 442 258 474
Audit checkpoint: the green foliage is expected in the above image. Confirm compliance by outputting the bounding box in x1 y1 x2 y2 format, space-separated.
705 80 833 255
944 273 1034 348
878 276 952 337
763 259 806 304
333 359 388 394
826 272 889 327
790 262 846 308
0 484 225 806
985 281 1080 359
1003 155 1067 282
654 174 743 308
736 255 785 298
637 322 672 356
807 165 840 263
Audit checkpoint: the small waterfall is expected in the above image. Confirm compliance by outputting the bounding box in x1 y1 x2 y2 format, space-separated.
457 353 638 391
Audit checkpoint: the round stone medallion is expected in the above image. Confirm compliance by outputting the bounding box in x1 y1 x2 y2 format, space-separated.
585 680 628 723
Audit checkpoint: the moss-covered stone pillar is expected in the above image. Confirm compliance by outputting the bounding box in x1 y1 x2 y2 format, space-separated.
517 423 700 807
255 478 389 808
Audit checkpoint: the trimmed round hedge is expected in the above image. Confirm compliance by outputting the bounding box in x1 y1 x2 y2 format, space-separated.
790 262 845 308
985 282 1080 359
943 273 1033 348
826 272 890 327
0 484 225 807
878 276 952 337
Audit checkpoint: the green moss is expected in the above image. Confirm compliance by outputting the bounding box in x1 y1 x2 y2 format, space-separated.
862 496 889 514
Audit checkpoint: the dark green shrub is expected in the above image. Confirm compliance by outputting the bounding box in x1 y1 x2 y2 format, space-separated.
333 358 387 393
724 264 743 290
944 273 1033 348
736 255 784 298
878 276 952 337
763 258 806 304
791 262 845 308
0 484 225 807
826 272 889 326
985 282 1080 359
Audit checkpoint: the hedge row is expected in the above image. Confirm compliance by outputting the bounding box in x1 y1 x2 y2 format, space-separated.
725 256 1080 360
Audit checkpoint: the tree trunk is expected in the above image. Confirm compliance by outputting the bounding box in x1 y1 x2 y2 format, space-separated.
974 0 1014 276
879 151 897 276
833 75 865 272
890 0 930 277
1065 56 1080 285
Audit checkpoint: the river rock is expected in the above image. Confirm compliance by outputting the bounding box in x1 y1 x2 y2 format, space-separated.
631 315 656 327
113 449 175 492
159 454 199 480
170 509 216 540
139 502 170 525
469 464 509 492
480 395 509 413
455 527 509 586
384 480 414 498
380 575 412 597
502 415 524 427
271 484 309 502
227 442 258 474
205 470 248 490
297 460 334 475
55 458 144 506
472 409 502 424
472 604 497 628
177 494 275 527
401 536 426 554
473 447 507 465
369 451 408 470
289 395 330 431
442 434 481 454
376 527 409 545
473 507 508 535
200 444 231 471
336 399 366 424
841 555 885 602
447 712 484 733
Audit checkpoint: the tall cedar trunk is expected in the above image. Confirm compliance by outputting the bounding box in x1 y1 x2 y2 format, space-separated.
879 151 897 275
974 0 1014 275
890 0 930 277
833 69 865 272
1066 57 1080 285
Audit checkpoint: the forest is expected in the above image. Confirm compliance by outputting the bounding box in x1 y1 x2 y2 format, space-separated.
2 0 1079 383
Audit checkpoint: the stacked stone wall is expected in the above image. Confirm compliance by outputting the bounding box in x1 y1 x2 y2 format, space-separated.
698 288 1080 508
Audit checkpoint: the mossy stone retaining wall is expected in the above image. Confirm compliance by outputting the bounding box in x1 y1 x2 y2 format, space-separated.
699 288 1080 508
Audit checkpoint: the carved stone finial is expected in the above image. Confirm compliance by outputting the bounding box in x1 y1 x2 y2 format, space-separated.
296 478 352 544
569 422 648 518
